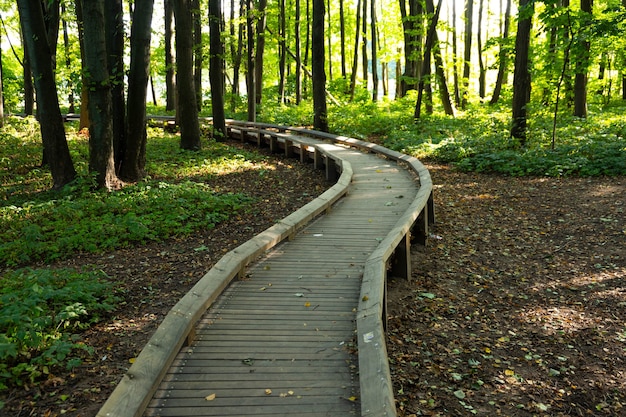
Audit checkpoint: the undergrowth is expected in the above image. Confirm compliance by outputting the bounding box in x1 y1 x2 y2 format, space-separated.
0 268 118 391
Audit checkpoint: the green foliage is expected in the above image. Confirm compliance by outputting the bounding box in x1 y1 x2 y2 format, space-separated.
1 124 257 267
0 268 118 389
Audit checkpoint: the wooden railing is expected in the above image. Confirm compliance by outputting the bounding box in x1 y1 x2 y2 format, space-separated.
96 120 434 417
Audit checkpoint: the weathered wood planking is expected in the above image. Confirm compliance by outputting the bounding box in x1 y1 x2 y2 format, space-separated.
142 137 418 417
98 120 433 417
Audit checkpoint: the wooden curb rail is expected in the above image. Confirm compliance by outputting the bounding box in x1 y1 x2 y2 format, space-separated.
97 120 434 417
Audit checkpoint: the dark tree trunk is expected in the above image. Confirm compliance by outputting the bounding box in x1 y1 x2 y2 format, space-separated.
489 0 511 104
461 0 473 109
165 0 176 111
327 0 332 81
255 0 268 105
339 0 346 78
104 0 125 174
246 0 256 121
295 0 302 103
17 0 75 189
452 0 461 106
414 0 442 119
209 0 226 139
120 0 155 181
192 0 203 111
74 0 90 130
510 0 533 144
399 0 422 97
573 0 592 118
428 0 454 116
371 0 378 101
22 42 35 115
43 0 60 72
349 0 362 100
477 0 486 99
82 0 119 190
312 0 328 132
173 0 202 149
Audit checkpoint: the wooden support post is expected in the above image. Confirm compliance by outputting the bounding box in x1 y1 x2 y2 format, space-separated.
428 190 435 225
285 139 294 158
314 148 324 170
269 136 279 153
413 205 429 246
325 157 339 182
390 232 411 280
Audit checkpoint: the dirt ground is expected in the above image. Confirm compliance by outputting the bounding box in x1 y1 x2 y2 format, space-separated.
388 164 626 416
2 155 625 417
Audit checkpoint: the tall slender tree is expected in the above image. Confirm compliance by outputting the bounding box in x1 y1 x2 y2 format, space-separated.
461 0 474 109
17 0 76 188
165 0 176 111
81 0 119 190
573 0 592 117
120 0 155 181
209 0 226 138
489 0 511 104
173 0 202 149
246 0 256 121
511 0 534 144
312 0 328 131
192 0 203 110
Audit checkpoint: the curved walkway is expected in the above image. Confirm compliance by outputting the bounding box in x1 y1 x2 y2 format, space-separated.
97 123 433 417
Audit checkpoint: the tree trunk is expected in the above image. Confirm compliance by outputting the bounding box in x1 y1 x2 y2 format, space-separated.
477 0 486 99
361 0 368 84
17 0 76 189
82 0 119 190
339 0 346 78
165 0 176 111
349 0 362 99
209 0 226 139
120 0 155 181
399 0 421 97
414 0 442 119
461 0 474 109
43 0 60 72
22 41 35 115
489 0 511 104
510 0 533 144
327 0 332 81
254 0 267 105
573 0 592 118
246 0 256 121
74 0 90 130
61 6 75 113
371 0 378 101
295 0 302 103
192 0 203 111
104 0 125 174
451 0 461 106
173 0 202 149
312 0 328 131
277 0 286 103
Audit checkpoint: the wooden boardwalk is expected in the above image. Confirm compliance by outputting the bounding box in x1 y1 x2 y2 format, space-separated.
97 123 433 417
144 144 417 416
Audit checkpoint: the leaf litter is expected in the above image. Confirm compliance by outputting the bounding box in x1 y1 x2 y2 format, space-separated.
387 164 626 416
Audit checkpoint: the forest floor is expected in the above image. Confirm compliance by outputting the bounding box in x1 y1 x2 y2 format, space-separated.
2 151 625 417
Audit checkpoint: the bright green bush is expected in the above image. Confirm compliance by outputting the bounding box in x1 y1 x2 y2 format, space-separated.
0 268 119 389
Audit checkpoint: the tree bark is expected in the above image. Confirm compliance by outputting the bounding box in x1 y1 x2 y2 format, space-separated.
414 0 442 119
22 40 35 115
255 0 268 105
511 0 533 144
477 0 486 99
246 0 256 121
17 0 76 189
573 0 592 118
461 0 474 109
104 0 125 174
81 0 119 190
371 0 378 101
209 0 226 139
295 0 302 103
452 0 461 106
339 0 346 78
399 0 422 97
173 0 202 149
349 0 362 99
120 0 155 181
192 0 203 110
165 0 176 111
489 0 511 104
312 0 328 131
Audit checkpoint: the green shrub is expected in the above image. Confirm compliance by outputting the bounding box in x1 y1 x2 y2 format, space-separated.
0 268 119 389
